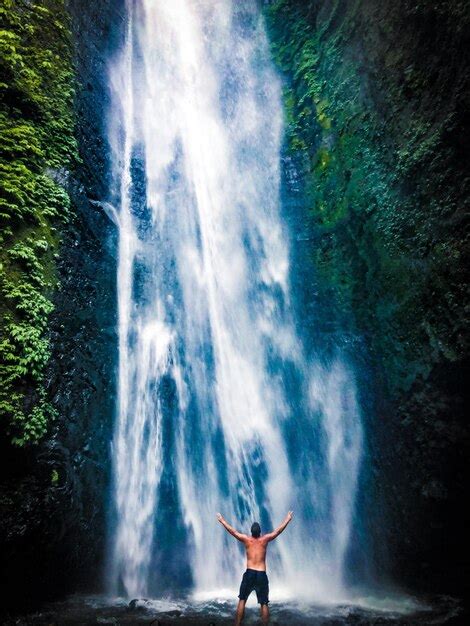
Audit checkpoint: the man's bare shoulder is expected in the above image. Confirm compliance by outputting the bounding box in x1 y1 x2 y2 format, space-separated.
242 535 264 547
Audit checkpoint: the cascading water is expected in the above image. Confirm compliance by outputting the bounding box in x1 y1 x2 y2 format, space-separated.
108 0 363 602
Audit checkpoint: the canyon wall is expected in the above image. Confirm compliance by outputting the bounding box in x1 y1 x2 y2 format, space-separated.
265 0 469 595
0 0 121 611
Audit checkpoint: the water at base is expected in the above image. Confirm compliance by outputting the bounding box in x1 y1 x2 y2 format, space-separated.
108 0 362 602
13 594 462 625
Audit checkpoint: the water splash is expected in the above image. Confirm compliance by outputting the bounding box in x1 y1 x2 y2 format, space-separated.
108 0 362 601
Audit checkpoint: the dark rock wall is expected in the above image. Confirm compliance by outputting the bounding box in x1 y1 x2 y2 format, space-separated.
1 0 123 613
265 0 469 596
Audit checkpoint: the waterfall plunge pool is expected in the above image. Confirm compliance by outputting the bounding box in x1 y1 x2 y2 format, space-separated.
11 593 461 625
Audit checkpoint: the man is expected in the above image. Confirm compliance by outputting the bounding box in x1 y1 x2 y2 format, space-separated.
217 511 293 625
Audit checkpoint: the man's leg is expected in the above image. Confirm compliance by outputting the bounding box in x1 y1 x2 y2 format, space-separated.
235 599 246 625
260 603 269 624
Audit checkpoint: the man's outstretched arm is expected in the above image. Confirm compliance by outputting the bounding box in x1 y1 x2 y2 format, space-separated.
217 513 248 542
264 511 293 542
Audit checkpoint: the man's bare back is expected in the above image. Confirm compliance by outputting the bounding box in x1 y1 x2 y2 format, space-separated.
243 535 269 571
217 512 293 625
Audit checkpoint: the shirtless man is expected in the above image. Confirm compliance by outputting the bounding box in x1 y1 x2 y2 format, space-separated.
217 511 293 625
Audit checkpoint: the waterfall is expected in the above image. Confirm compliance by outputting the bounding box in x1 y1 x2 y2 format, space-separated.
108 0 363 602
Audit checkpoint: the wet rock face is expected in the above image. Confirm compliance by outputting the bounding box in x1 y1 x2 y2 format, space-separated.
42 0 124 595
1 0 123 612
265 0 469 596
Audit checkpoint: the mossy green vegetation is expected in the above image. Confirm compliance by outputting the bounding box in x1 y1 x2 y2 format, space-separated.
265 0 470 588
265 0 469 395
0 0 77 445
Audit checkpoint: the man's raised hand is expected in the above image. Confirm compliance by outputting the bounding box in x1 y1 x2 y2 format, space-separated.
217 512 224 523
287 511 293 521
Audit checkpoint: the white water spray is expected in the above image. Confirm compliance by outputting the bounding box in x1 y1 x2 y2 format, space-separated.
108 0 362 601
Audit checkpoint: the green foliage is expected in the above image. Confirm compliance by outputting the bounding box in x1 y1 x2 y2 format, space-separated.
0 0 77 445
265 1 470 393
51 468 59 484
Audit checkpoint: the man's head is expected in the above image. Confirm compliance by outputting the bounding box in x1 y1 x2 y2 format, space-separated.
251 522 261 538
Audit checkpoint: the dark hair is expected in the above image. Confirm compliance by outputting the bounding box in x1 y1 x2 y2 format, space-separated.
251 522 261 538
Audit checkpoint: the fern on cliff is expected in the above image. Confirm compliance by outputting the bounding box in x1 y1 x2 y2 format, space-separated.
0 0 77 445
